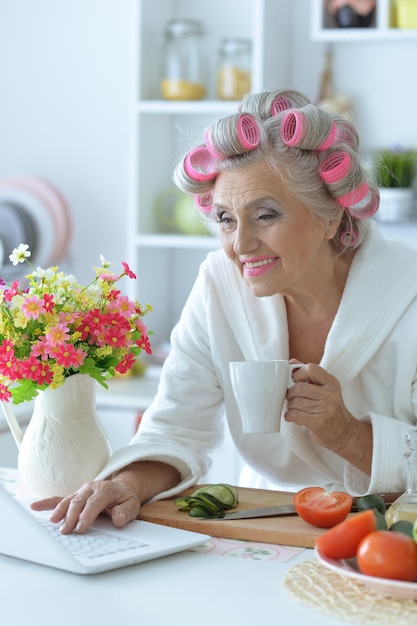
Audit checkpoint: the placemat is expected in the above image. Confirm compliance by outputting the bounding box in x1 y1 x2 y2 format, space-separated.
189 536 301 562
283 559 417 625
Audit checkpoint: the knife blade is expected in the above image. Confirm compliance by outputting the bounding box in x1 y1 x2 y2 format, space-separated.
205 492 402 521
208 504 297 520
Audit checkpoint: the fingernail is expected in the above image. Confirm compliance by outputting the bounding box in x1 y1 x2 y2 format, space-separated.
76 520 86 533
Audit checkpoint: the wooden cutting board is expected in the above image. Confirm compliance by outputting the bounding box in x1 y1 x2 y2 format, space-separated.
139 486 325 548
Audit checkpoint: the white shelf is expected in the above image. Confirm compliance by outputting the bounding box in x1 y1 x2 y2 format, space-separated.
311 0 417 42
136 100 240 114
128 0 292 346
135 234 220 249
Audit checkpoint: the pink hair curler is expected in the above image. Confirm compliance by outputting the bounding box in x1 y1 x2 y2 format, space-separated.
270 95 292 116
194 191 213 213
343 188 379 219
205 129 222 159
334 123 357 148
339 229 358 247
184 147 218 183
337 181 369 208
237 114 260 150
319 151 352 184
317 122 336 151
280 110 305 146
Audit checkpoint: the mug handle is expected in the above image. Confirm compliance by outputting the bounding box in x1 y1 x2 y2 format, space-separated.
288 363 304 388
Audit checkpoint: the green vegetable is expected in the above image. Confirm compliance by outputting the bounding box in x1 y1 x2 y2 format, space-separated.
390 520 414 538
373 509 388 531
356 494 387 515
174 483 239 518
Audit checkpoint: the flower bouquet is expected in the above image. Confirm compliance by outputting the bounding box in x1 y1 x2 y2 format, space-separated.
0 244 152 405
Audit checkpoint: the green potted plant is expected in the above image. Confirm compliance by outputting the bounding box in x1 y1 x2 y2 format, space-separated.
374 147 417 222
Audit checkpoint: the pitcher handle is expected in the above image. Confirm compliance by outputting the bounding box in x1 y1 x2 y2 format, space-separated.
1 401 23 449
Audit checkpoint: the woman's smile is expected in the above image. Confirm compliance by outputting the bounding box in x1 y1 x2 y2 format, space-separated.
240 256 280 276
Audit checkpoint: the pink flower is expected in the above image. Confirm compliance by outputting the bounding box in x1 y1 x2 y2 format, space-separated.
105 326 128 348
35 364 54 386
115 352 136 374
0 339 14 360
20 356 45 382
135 318 148 334
21 295 45 320
58 311 78 326
107 289 121 301
42 293 55 313
0 356 21 380
54 343 86 369
99 273 117 283
136 334 152 355
106 295 135 317
30 336 51 360
122 261 136 280
77 309 102 341
45 323 70 347
4 280 19 302
0 383 11 402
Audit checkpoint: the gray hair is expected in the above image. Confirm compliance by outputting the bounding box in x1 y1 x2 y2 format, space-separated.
173 89 379 253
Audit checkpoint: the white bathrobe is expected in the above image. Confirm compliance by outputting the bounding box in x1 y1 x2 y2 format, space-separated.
97 222 417 498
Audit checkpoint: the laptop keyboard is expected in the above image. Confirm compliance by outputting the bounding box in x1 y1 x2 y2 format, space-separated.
38 518 148 560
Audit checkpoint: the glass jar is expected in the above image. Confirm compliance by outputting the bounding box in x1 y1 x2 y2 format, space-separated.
385 430 417 527
216 38 252 101
160 19 206 101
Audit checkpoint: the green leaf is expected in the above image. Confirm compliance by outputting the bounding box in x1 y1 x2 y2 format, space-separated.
11 379 40 404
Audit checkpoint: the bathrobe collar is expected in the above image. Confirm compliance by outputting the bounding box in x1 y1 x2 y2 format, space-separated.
208 222 417 384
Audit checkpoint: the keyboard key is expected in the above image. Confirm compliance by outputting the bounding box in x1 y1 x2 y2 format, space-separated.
38 518 148 560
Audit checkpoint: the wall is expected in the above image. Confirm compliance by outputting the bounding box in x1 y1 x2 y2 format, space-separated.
0 0 132 283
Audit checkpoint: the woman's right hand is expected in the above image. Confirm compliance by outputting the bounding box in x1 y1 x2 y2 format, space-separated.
30 478 142 534
30 460 181 534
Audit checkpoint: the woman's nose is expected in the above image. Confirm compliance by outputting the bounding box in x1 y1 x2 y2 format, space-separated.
233 222 259 255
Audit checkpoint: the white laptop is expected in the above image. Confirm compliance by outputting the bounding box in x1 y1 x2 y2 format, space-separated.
0 483 210 575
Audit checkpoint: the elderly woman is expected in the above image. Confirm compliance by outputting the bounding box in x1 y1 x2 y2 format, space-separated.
33 89 417 534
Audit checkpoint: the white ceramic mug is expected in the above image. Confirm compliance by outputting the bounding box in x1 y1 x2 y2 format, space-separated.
229 360 303 434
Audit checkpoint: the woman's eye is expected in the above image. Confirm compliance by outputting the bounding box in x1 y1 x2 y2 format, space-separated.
216 212 234 224
257 212 278 221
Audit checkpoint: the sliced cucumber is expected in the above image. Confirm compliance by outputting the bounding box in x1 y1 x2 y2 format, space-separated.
174 483 239 517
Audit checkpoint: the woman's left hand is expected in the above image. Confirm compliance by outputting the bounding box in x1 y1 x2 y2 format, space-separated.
285 361 372 474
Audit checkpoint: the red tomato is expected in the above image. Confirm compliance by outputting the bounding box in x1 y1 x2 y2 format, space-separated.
315 509 377 560
293 487 352 529
357 531 417 582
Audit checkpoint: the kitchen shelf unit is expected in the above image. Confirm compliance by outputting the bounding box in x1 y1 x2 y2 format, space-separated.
128 0 292 347
311 0 417 41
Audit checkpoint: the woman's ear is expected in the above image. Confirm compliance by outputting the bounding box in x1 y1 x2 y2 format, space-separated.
325 209 344 240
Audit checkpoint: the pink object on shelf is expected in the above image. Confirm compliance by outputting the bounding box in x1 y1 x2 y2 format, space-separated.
0 176 72 264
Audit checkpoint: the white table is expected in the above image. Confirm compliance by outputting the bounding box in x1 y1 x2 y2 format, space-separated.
0 546 349 626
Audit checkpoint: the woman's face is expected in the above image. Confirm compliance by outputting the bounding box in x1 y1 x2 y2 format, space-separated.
213 162 340 298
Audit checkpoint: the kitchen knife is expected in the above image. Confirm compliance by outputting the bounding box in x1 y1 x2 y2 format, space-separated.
204 504 297 520
207 493 402 521
208 504 297 520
